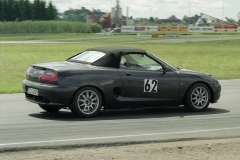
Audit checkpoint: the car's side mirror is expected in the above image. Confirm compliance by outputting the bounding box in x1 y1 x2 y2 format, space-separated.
162 65 169 73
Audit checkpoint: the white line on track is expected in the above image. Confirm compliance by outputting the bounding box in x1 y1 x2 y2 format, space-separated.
1 127 240 147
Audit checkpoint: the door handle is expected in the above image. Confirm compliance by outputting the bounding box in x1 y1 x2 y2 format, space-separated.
125 73 132 76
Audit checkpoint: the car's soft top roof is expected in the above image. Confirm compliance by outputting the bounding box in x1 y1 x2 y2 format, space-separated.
86 46 146 68
87 46 146 54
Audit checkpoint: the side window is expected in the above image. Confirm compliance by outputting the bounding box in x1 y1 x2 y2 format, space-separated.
119 53 163 71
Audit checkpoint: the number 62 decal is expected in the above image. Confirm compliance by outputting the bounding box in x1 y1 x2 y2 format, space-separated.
144 79 158 93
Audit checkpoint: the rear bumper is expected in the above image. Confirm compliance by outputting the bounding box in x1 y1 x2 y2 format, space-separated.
22 79 78 107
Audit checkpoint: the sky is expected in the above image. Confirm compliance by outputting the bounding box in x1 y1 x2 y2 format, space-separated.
44 0 240 21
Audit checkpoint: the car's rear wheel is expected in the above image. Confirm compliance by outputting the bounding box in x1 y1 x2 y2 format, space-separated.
184 83 211 112
70 87 102 118
39 104 61 112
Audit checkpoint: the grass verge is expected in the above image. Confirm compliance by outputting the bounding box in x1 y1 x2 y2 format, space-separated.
1 32 239 41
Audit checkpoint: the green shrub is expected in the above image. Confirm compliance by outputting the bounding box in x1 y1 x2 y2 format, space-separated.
0 21 102 34
91 24 102 33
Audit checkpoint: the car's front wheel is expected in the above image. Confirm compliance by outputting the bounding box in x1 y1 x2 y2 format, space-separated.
39 104 62 113
70 87 102 118
184 83 211 112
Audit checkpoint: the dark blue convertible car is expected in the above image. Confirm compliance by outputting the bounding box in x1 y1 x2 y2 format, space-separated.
22 46 221 117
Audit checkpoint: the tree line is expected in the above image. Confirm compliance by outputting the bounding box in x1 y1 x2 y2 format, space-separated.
0 0 58 22
59 7 87 22
148 14 202 26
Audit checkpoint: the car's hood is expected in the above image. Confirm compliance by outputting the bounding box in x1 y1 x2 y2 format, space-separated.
32 61 92 70
178 68 209 76
177 68 219 85
178 69 213 77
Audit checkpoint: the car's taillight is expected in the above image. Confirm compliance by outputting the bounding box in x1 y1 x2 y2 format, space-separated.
40 71 58 83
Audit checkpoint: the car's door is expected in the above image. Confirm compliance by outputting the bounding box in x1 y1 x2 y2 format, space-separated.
118 53 180 104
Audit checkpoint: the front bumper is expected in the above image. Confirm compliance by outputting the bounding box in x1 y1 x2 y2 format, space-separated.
211 84 221 103
22 79 78 107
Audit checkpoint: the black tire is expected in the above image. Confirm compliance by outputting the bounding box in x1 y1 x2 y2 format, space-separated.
39 104 61 113
184 83 211 112
70 87 102 118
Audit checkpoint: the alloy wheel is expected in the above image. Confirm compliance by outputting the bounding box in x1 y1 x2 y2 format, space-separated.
77 90 100 114
191 86 209 109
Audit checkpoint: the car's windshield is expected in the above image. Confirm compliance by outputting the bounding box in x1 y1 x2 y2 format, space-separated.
68 51 106 63
146 51 178 70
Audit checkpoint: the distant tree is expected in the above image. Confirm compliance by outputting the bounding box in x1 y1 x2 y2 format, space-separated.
182 14 201 25
24 0 32 20
0 0 5 21
32 0 41 20
18 0 25 21
46 1 57 20
0 0 57 21
0 1 1 12
149 17 154 22
79 12 86 22
40 0 46 20
168 15 178 20
65 13 76 22
6 0 15 21
154 17 162 24
64 8 74 15
92 9 105 14
62 8 105 22
12 0 21 21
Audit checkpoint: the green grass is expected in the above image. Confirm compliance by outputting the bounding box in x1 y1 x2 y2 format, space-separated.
1 32 239 42
0 39 240 93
